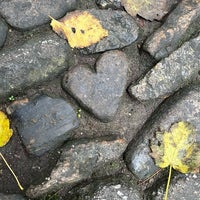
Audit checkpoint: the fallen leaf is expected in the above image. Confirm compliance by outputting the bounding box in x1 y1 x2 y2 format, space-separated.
150 121 200 200
0 111 13 147
50 10 108 48
121 0 176 21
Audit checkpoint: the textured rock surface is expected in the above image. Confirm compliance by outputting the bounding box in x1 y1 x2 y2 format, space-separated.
80 9 138 54
0 32 74 98
96 0 122 9
0 0 76 30
151 174 200 200
13 95 79 156
0 18 8 48
63 50 128 122
26 137 127 198
126 85 200 180
129 34 200 101
92 183 142 200
143 0 200 60
0 194 26 200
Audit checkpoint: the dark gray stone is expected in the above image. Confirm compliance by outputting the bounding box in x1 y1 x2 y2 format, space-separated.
143 0 200 60
81 9 138 54
26 137 127 198
0 0 76 30
125 85 200 180
0 18 8 48
151 174 200 200
62 50 128 122
13 95 79 156
96 0 123 9
129 34 200 101
0 194 26 200
0 32 74 98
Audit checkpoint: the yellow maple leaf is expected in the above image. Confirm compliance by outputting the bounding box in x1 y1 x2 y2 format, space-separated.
50 10 108 48
150 121 200 200
0 111 13 147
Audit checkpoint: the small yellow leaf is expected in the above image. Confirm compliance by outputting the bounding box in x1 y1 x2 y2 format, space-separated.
50 11 108 48
0 111 13 147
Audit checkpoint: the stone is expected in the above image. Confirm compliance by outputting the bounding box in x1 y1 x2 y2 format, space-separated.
62 50 128 122
0 18 8 48
0 194 27 200
13 95 79 156
26 137 127 198
125 85 200 180
0 32 74 99
80 9 138 54
92 183 142 200
0 0 76 30
96 0 123 9
151 174 200 200
129 34 200 101
143 0 200 60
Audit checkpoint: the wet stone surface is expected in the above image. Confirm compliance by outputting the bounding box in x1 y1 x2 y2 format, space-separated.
12 95 79 156
126 85 200 180
0 17 8 48
0 0 76 30
63 50 128 122
129 33 200 101
0 32 74 99
143 0 200 60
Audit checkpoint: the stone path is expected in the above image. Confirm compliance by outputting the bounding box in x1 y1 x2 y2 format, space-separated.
0 0 200 200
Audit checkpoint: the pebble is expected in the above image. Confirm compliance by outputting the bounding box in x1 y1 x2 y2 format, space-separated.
126 85 200 180
129 33 200 101
143 0 200 60
0 32 74 99
63 50 128 122
26 137 127 198
81 9 138 54
0 0 76 30
96 0 123 9
12 95 79 156
0 18 8 48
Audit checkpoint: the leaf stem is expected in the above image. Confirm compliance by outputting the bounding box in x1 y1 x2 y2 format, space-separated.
164 165 172 200
0 152 24 190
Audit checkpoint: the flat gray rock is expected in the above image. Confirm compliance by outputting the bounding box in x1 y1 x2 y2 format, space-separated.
0 32 74 98
13 95 79 156
0 18 8 48
0 0 76 30
126 85 200 180
92 183 142 200
152 174 200 200
129 34 200 101
81 9 138 53
26 137 127 198
143 0 200 60
63 50 128 122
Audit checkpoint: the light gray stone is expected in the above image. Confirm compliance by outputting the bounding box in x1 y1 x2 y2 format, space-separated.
0 194 26 200
143 0 200 60
129 34 200 101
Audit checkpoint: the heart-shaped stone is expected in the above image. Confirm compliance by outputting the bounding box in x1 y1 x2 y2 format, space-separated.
62 50 128 122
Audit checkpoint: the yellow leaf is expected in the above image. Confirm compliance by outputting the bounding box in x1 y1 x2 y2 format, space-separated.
0 111 13 147
150 121 200 200
50 10 108 48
